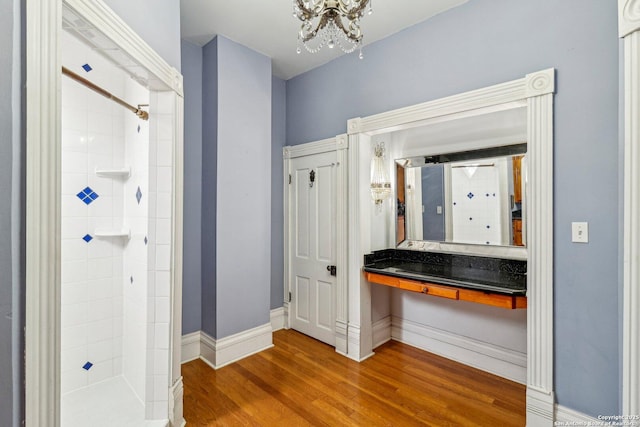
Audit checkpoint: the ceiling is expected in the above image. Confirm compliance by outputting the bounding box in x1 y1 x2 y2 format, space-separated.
180 0 468 80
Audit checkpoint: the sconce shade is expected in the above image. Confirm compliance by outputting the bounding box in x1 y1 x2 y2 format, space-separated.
371 142 391 205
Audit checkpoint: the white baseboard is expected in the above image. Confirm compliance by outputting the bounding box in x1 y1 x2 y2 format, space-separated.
372 316 392 349
554 404 599 424
168 377 185 427
391 316 527 384
526 387 555 426
199 331 217 369
270 307 285 331
182 323 273 369
180 331 201 363
216 323 273 368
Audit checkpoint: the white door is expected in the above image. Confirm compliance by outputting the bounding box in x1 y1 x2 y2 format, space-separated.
288 150 337 346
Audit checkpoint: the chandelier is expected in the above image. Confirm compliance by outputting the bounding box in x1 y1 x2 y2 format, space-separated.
293 0 373 57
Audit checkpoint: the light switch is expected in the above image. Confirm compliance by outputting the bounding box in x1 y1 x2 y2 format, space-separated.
436 205 443 215
572 222 589 243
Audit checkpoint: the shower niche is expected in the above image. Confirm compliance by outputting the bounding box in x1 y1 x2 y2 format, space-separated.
60 21 176 426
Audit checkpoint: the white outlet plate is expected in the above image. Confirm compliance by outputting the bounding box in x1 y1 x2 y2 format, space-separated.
572 222 589 243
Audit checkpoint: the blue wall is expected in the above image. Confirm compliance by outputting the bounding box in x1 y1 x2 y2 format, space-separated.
271 77 286 309
421 165 445 241
215 36 271 338
201 37 218 337
197 37 273 339
181 40 203 334
286 0 620 416
0 0 21 424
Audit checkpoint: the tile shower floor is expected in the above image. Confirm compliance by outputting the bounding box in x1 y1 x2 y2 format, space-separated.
61 376 167 427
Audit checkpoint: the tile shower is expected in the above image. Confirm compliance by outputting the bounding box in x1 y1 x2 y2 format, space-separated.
60 29 173 426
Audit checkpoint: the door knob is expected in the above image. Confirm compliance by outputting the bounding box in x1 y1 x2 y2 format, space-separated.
327 265 336 276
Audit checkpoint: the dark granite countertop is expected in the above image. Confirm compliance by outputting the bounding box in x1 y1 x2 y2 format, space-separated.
363 249 527 296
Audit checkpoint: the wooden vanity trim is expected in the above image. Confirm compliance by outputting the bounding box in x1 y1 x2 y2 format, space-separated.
364 271 527 309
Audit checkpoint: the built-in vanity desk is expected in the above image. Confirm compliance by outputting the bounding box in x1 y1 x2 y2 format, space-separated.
364 249 527 309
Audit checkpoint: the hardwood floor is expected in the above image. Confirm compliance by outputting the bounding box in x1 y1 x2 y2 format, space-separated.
182 329 526 426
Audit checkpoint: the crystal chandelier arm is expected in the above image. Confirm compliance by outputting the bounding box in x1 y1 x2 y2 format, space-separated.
333 16 362 42
336 0 369 19
300 14 330 43
294 0 325 20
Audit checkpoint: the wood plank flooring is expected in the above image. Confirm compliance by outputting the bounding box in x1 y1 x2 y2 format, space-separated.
182 329 525 426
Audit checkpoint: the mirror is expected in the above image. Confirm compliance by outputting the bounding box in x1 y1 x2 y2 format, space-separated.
396 143 526 248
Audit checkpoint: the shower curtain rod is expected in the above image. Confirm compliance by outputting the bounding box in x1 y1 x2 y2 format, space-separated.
61 66 149 121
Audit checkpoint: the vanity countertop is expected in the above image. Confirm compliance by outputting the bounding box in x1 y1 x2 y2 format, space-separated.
363 249 526 296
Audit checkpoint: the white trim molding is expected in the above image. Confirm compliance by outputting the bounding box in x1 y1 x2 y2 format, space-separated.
26 0 61 424
199 332 217 369
216 324 273 368
335 134 349 356
391 317 526 384
270 307 286 331
554 405 599 424
372 316 392 349
347 68 556 424
526 72 555 426
187 324 273 370
168 377 185 427
283 137 342 159
169 90 186 427
181 331 201 364
620 0 640 416
619 0 640 38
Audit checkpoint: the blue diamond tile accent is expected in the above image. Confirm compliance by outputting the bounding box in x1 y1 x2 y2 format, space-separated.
82 234 93 243
82 362 93 370
467 192 474 199
76 187 99 205
136 186 142 205
144 236 148 245
82 64 92 72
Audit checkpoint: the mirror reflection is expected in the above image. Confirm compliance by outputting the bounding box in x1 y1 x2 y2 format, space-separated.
396 144 526 248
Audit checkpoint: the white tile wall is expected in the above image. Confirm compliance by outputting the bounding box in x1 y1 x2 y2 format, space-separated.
144 92 174 420
122 73 150 404
61 29 175 423
60 28 132 398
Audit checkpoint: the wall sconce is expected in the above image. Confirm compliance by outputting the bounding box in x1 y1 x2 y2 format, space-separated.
371 142 391 205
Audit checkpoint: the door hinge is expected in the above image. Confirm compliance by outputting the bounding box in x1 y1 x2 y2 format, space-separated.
289 174 292 184
288 291 292 302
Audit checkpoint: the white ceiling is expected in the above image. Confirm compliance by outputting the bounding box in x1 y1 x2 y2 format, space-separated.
180 0 468 80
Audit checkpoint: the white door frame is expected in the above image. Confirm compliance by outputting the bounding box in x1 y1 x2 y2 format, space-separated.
25 1 185 425
346 69 556 425
283 135 349 355
619 0 640 417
